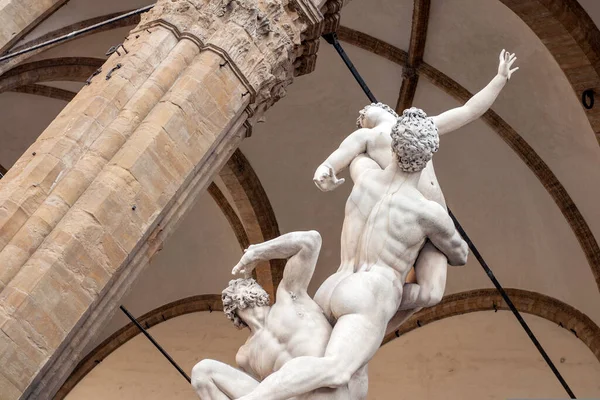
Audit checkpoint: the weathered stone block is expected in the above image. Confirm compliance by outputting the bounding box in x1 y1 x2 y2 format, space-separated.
0 342 39 392
0 369 22 400
0 245 37 288
81 96 120 129
55 229 111 296
35 195 70 227
0 317 48 366
13 295 66 350
6 250 56 296
98 233 128 272
28 270 89 332
0 201 29 250
0 286 27 315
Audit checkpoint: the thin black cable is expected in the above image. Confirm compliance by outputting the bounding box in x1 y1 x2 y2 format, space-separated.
324 33 576 399
448 212 576 398
323 33 377 103
0 5 155 62
120 305 191 383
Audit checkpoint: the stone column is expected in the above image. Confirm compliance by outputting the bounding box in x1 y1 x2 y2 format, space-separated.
0 1 326 398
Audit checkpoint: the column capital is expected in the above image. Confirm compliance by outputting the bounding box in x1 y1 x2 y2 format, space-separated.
138 0 326 111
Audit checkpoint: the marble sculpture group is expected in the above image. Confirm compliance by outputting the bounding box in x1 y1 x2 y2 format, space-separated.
190 49 519 399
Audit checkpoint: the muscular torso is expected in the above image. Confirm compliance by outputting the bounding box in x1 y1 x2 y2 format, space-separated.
341 168 431 280
236 293 330 380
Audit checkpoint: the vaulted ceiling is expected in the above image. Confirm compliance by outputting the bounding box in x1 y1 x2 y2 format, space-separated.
1 0 600 397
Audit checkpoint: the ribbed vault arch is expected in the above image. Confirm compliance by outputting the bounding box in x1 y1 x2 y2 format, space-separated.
54 289 599 399
207 182 250 250
2 0 600 140
2 0 600 139
219 150 284 299
0 0 67 55
0 57 103 92
9 84 76 102
0 9 142 76
54 294 223 399
383 289 600 363
499 0 600 142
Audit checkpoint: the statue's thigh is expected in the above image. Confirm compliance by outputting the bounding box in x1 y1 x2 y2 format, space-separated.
415 248 447 292
199 360 260 398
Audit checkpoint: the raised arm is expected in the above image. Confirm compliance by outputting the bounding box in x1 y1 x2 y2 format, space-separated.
313 128 371 191
232 231 322 295
422 202 468 266
431 50 518 136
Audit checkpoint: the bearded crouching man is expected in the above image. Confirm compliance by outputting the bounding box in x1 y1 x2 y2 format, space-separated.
314 49 519 333
191 231 368 400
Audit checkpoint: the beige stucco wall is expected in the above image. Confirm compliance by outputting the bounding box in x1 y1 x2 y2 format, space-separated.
66 310 600 400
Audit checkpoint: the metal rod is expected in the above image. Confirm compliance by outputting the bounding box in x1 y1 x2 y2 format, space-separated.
325 34 576 399
120 305 191 383
322 32 377 103
0 5 155 62
448 210 576 399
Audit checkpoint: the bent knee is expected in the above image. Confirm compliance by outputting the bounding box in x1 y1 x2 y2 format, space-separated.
191 359 217 388
418 286 443 307
428 290 443 306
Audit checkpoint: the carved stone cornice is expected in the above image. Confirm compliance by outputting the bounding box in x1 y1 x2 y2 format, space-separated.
322 0 343 34
137 0 324 111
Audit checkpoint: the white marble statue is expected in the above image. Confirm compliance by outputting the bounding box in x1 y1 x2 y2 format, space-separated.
191 231 368 400
232 50 517 400
320 49 519 334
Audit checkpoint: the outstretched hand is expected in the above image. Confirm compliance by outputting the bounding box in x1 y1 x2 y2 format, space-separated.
313 164 345 192
232 245 260 277
498 49 519 80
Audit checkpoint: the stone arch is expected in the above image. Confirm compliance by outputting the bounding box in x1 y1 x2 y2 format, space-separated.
55 289 600 399
218 150 284 299
383 288 600 363
498 0 600 141
0 57 103 92
0 1 599 131
0 8 144 76
0 0 67 54
54 294 223 399
9 84 76 102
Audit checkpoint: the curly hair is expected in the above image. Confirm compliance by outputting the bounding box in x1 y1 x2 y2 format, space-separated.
356 102 399 128
391 107 439 172
222 278 270 329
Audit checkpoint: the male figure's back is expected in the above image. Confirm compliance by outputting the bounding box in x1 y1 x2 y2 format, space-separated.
351 169 436 276
317 152 468 322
